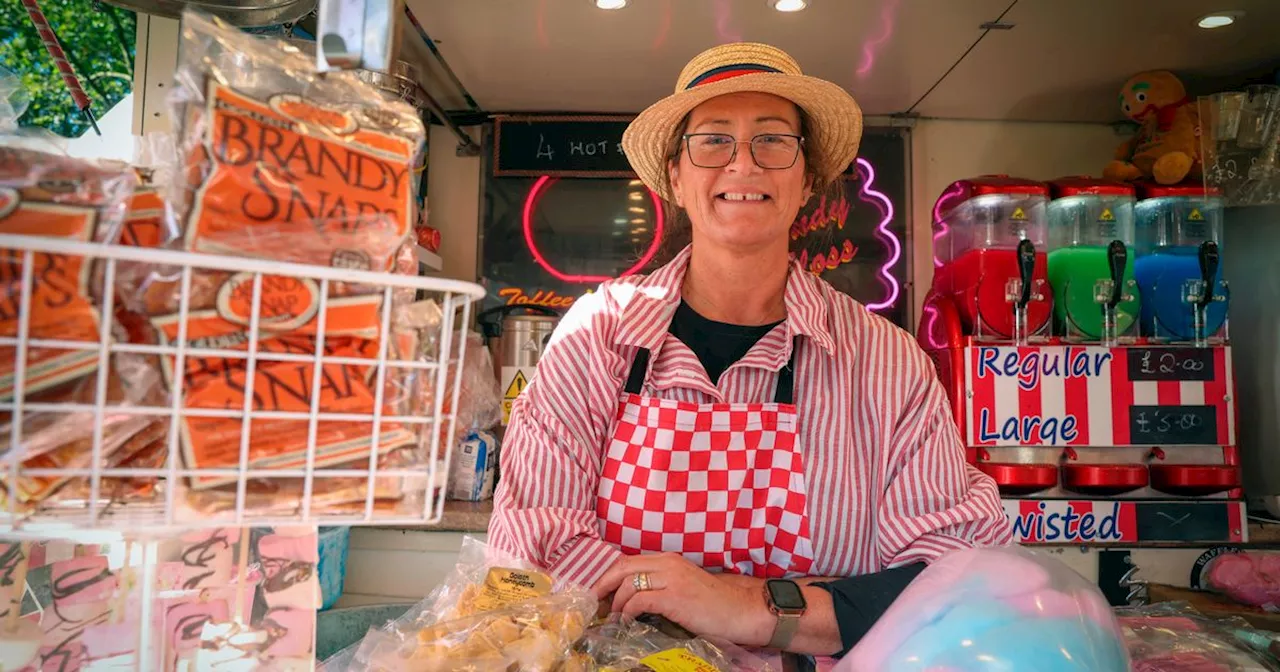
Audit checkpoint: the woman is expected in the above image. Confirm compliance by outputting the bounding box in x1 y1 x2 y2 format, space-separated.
488 42 1012 660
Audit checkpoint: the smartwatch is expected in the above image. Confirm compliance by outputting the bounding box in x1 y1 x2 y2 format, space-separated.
764 579 807 649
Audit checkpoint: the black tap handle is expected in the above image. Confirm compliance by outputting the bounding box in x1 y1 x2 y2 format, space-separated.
1016 239 1036 307
1107 240 1127 308
1198 241 1220 308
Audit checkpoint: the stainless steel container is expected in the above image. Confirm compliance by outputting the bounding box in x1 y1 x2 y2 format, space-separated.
492 314 559 376
478 307 561 426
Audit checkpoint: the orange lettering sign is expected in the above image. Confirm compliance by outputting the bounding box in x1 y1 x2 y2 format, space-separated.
794 239 858 277
498 287 577 309
790 193 851 241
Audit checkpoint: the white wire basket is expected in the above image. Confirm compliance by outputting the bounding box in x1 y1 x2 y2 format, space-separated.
0 233 486 539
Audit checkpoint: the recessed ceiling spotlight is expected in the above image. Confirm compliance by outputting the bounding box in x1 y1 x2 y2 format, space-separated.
768 0 808 12
1197 11 1242 28
595 0 627 9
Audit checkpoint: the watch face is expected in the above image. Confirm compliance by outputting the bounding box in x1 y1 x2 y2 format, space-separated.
766 579 806 611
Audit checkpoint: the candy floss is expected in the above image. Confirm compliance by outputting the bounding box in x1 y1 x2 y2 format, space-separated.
837 546 1129 671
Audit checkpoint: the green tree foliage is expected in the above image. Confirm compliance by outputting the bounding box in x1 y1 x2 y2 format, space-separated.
0 0 136 138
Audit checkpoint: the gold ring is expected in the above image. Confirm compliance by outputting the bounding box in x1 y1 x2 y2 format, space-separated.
633 572 653 592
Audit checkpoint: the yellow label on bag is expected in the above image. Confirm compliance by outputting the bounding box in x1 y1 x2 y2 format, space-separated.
470 567 553 612
640 649 719 672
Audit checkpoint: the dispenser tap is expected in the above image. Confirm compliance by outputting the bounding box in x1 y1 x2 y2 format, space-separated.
1016 239 1036 308
1193 241 1220 346
1101 240 1128 346
1197 240 1220 309
1013 239 1036 344
1107 240 1127 309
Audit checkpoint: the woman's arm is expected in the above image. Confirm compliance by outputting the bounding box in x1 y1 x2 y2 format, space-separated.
811 563 927 656
487 291 629 589
595 554 844 657
878 348 1013 568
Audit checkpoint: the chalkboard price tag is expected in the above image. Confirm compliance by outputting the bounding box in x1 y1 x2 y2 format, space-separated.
1135 502 1230 542
1128 405 1218 445
494 116 635 177
1127 348 1216 382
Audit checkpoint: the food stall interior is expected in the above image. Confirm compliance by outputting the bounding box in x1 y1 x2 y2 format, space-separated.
4 0 1280 668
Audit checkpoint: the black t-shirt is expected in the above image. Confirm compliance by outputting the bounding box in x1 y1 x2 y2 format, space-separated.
667 300 926 657
668 300 782 385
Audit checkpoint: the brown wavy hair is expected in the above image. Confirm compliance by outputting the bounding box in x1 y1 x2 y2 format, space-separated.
645 107 840 271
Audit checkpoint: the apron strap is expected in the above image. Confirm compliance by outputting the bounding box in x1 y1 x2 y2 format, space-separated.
623 338 799 404
773 338 798 405
623 347 651 395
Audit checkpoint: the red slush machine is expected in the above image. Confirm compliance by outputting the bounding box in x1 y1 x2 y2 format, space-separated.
919 175 1244 548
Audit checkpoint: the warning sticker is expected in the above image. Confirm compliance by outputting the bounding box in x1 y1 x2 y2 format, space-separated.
1010 206 1027 221
1099 208 1115 222
500 367 530 426
1189 208 1204 221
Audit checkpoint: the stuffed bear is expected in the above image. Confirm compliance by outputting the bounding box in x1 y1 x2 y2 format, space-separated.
1103 70 1201 185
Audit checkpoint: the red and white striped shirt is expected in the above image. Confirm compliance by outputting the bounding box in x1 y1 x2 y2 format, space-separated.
489 246 1012 588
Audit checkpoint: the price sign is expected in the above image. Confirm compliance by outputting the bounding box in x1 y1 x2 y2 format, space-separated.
1135 502 1231 543
1127 348 1215 382
1128 405 1218 445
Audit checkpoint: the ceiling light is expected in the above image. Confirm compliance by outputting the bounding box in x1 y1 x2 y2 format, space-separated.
595 0 627 9
1197 12 1240 28
628 193 643 201
628 207 646 213
768 0 807 12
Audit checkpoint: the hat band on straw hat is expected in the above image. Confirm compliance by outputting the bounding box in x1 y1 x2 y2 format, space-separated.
685 63 784 89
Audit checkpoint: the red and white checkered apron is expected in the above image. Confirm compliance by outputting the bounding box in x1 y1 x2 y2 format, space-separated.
595 344 815 578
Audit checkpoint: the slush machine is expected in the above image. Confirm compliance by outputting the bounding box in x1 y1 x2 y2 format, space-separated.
919 175 1244 552
1133 184 1229 345
927 176 1052 344
1046 178 1140 345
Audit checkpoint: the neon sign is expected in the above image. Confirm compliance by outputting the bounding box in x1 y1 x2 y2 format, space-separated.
522 175 665 283
518 158 901 313
857 158 901 311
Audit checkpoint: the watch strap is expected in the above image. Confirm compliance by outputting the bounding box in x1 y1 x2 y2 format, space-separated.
767 610 803 650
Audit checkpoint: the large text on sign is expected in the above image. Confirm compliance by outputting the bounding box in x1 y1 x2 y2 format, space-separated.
1004 500 1136 543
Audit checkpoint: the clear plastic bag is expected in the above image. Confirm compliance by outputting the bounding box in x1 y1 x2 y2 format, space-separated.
322 537 562 670
97 9 439 516
352 591 595 672
575 614 777 672
1117 601 1280 671
0 142 172 514
1204 551 1280 612
838 546 1130 671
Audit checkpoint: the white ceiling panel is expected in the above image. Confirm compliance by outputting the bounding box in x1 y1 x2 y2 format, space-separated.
916 0 1280 122
402 0 1280 122
407 0 1010 115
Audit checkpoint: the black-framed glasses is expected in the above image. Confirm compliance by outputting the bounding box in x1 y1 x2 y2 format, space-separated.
682 133 805 170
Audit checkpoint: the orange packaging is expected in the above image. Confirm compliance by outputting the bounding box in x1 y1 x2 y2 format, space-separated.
0 147 135 403
165 12 428 493
0 192 101 400
183 82 416 273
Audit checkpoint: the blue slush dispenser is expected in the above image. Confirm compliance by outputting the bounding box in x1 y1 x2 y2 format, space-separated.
1133 184 1228 344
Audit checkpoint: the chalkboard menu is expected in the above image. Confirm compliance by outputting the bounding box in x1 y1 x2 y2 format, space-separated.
494 115 635 177
1128 405 1219 445
1127 348 1216 382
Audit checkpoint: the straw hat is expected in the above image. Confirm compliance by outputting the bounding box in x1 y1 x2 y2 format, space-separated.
622 42 863 202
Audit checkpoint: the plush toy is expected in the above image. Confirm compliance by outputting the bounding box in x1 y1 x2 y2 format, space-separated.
1103 70 1201 185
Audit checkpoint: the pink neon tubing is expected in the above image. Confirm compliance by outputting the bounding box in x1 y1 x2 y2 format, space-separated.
522 175 665 284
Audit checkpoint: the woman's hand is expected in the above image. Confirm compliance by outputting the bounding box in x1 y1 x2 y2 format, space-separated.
593 553 774 648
